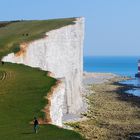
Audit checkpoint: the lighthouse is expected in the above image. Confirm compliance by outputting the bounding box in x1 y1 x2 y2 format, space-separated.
135 60 140 77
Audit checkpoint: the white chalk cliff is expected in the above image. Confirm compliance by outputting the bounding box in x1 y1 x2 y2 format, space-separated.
2 17 85 126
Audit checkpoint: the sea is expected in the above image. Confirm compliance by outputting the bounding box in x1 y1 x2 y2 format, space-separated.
84 56 140 96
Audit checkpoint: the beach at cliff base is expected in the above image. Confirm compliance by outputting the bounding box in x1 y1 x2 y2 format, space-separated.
66 72 140 140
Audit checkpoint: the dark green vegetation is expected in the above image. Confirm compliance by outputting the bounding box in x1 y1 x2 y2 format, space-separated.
0 18 75 59
0 20 21 28
0 63 84 140
69 77 140 140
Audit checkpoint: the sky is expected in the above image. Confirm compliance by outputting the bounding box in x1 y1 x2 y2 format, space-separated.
0 0 140 56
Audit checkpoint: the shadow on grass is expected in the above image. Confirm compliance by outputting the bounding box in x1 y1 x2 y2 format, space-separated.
21 132 34 135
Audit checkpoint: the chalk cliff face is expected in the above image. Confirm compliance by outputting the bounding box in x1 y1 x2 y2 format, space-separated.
49 81 65 126
2 17 84 125
44 79 65 127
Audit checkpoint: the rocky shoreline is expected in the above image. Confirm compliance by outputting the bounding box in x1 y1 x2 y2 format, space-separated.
67 73 140 140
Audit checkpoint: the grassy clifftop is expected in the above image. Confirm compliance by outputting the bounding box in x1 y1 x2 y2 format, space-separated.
0 18 75 59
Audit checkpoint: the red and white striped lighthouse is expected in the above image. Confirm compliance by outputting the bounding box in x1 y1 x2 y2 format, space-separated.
135 60 140 77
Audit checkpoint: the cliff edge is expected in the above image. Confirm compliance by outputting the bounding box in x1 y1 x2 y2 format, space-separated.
2 17 85 126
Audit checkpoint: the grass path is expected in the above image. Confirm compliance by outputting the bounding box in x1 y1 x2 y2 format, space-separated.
0 63 84 140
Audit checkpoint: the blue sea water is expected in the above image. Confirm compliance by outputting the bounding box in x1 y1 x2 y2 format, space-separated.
84 56 139 77
84 56 140 96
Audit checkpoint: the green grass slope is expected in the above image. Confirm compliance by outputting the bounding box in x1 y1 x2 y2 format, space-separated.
0 18 75 59
0 63 84 140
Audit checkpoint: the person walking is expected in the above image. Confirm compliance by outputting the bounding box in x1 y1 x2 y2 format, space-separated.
34 117 39 133
1 61 4 65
